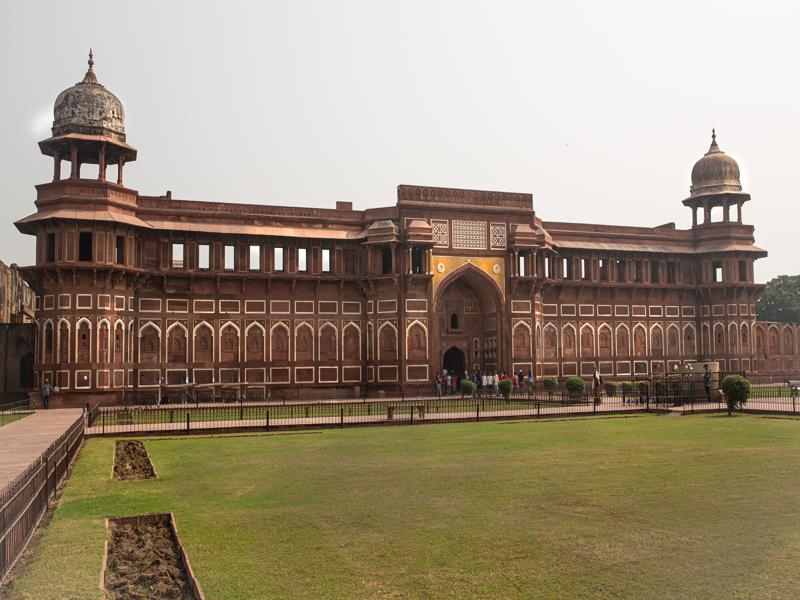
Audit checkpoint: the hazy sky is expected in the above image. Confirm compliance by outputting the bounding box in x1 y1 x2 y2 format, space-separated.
2 1 797 282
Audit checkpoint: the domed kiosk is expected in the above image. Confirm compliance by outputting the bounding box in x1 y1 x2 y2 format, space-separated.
683 130 750 226
38 51 136 184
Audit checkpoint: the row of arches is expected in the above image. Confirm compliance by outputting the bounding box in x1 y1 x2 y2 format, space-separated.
40 318 431 366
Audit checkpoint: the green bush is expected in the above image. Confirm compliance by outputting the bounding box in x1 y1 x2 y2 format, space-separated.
565 377 585 394
721 375 750 414
459 379 476 397
604 382 617 397
499 379 513 399
542 376 558 391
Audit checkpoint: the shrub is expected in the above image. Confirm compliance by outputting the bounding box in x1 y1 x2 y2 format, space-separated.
604 382 617 397
542 376 558 391
721 375 750 414
459 379 476 397
621 381 633 395
499 379 513 399
565 377 585 394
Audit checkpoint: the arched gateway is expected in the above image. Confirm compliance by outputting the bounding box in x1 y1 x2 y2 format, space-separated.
434 264 504 375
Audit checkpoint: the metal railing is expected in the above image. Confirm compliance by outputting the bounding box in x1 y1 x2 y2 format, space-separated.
0 399 33 428
85 393 663 436
0 413 84 581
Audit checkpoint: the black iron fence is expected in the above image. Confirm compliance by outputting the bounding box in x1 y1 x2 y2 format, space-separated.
0 413 84 581
0 399 34 428
85 392 667 436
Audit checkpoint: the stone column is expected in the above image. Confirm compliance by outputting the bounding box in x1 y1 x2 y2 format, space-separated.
53 151 61 182
117 157 124 185
70 143 79 178
98 143 106 181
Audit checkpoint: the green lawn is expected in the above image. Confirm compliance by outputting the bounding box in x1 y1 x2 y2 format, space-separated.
0 412 29 427
8 414 800 599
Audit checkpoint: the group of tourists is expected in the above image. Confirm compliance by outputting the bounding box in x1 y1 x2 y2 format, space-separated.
434 368 535 397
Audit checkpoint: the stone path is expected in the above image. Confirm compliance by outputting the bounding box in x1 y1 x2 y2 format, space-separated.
0 409 84 490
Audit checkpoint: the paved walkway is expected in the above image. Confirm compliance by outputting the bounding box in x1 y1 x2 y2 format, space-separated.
0 409 84 489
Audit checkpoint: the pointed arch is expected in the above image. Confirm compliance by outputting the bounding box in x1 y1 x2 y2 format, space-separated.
713 322 726 354
76 317 92 363
342 322 361 361
666 323 680 357
597 323 612 358
128 320 135 364
767 324 779 354
615 323 630 357
378 321 398 361
270 322 290 362
633 323 647 357
112 319 125 364
366 321 374 361
512 321 532 359
319 322 338 361
406 320 429 361
294 321 315 362
649 323 664 357
97 318 111 363
167 321 188 363
219 321 241 363
782 325 794 354
193 321 214 362
561 323 577 358
138 321 161 363
543 323 558 358
683 323 697 356
535 322 542 356
57 318 71 364
740 321 750 354
42 319 54 363
728 322 739 355
579 323 594 358
245 322 266 362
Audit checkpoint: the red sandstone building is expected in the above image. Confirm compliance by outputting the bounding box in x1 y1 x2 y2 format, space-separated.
16 54 800 405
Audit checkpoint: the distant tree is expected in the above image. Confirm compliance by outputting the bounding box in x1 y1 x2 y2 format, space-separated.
756 275 800 324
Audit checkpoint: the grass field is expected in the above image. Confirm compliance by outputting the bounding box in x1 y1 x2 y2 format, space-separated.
0 412 29 427
7 414 800 599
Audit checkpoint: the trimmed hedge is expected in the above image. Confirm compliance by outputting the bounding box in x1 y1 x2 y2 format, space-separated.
499 379 513 398
459 379 476 396
721 375 750 413
542 376 558 391
565 377 585 394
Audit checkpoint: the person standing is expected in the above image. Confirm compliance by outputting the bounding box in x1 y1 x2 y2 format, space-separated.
592 367 603 403
435 373 443 398
493 372 500 396
41 379 52 409
703 364 712 403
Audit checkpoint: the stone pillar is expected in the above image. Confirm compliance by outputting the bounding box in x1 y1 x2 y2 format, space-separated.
70 142 79 178
737 202 743 223
692 206 698 227
98 143 106 181
723 200 730 223
53 151 61 182
117 157 124 185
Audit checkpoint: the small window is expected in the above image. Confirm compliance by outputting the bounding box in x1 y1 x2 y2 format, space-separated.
650 261 660 283
274 247 284 272
46 233 56 262
450 313 459 330
616 260 626 282
298 248 307 272
198 244 210 270
78 232 93 262
562 257 572 279
518 253 526 276
322 248 331 273
224 245 235 271
738 260 748 282
115 236 125 264
581 258 590 280
712 262 723 283
249 245 260 271
634 260 643 283
598 259 609 281
381 247 392 275
544 256 552 278
172 243 185 269
412 246 425 274
667 261 677 284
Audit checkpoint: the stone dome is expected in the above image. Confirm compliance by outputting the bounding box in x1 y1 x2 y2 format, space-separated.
689 130 741 198
52 51 125 142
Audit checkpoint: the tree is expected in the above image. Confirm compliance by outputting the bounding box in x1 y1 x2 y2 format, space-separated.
721 375 750 415
756 275 800 324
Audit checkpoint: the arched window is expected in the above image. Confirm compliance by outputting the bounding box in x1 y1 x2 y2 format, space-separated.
167 324 187 363
513 324 531 359
113 322 124 364
246 324 265 362
684 325 697 355
194 323 213 362
319 325 337 361
98 321 110 363
43 321 54 363
295 324 314 361
220 323 240 363
379 324 398 361
450 313 459 330
616 326 630 357
407 323 428 360
562 327 576 358
598 326 612 358
58 320 70 363
271 324 289 362
77 320 91 363
580 327 594 357
343 324 360 361
139 324 160 363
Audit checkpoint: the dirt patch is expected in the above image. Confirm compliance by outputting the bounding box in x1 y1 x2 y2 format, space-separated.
113 440 156 480
105 514 202 599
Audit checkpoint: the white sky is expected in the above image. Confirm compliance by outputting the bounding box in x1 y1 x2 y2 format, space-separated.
2 0 798 283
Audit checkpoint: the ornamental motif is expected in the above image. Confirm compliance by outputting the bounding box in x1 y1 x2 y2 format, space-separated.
431 220 449 247
490 223 507 249
452 220 486 250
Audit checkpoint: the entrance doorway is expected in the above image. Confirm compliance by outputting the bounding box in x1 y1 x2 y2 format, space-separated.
443 346 465 375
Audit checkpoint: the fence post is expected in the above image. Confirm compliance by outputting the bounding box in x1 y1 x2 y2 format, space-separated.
340 407 344 427
410 406 413 425
186 412 190 433
102 410 105 435
476 403 480 421
266 409 269 431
